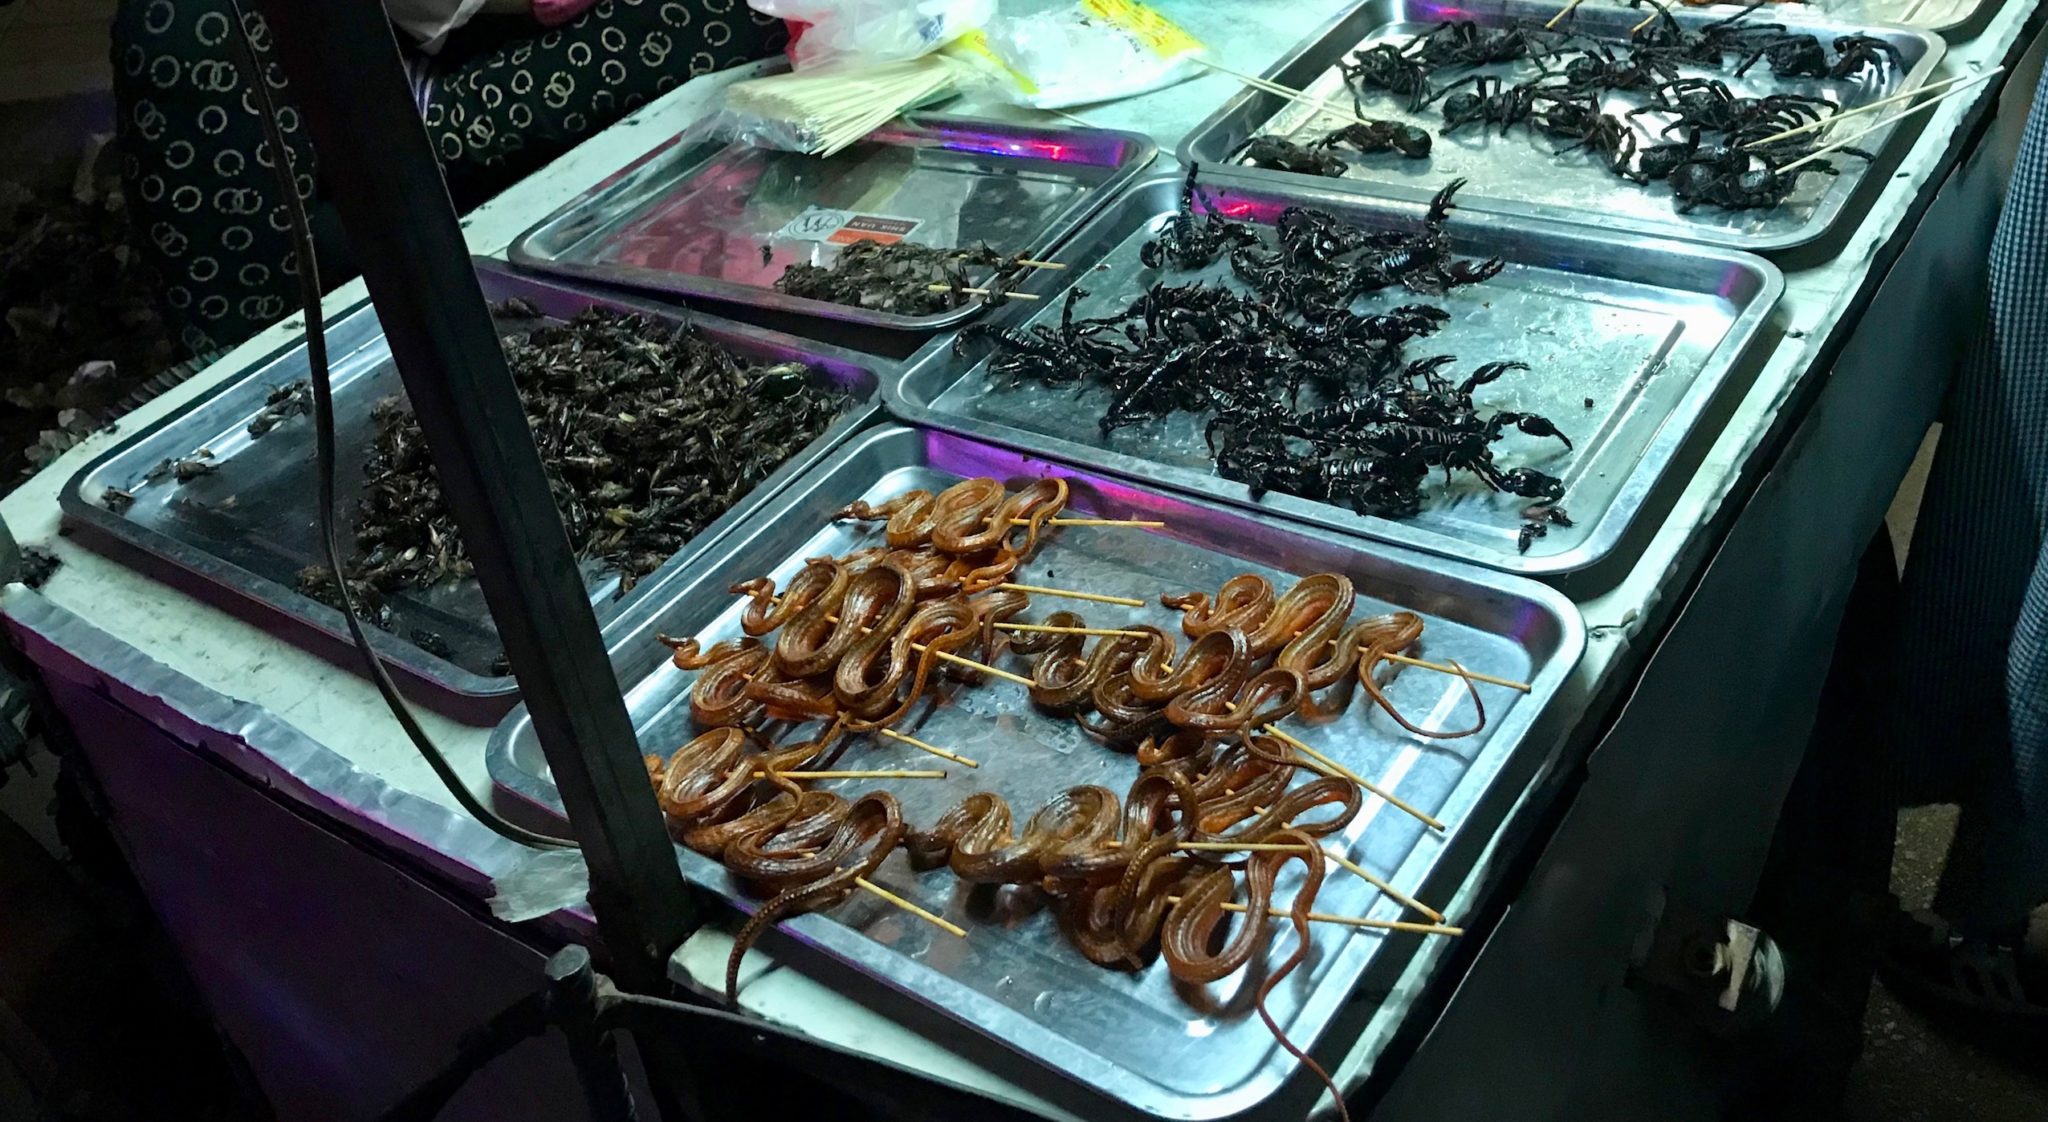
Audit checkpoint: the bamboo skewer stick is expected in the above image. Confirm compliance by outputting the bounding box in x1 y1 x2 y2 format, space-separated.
761 594 1036 687
1001 582 1149 607
855 876 969 937
1627 6 1662 35
1164 895 1463 935
1191 58 1379 129
757 769 948 780
1780 75 1998 174
1322 849 1443 922
1015 517 1168 528
1743 70 1996 148
1272 728 1446 832
1252 803 1443 920
1178 840 1444 921
936 650 1034 686
733 663 981 766
875 727 979 768
993 621 1148 638
1181 840 1353 853
1545 0 1587 30
1143 649 1447 831
1373 650 1532 693
929 285 1041 300
953 251 1067 270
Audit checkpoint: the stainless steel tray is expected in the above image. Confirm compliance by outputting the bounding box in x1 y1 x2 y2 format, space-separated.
58 262 881 722
487 423 1585 1118
886 172 1782 576
1787 0 1988 34
1177 0 1944 252
507 114 1158 333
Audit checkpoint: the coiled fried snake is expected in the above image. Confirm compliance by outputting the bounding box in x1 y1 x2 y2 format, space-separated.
724 791 904 1005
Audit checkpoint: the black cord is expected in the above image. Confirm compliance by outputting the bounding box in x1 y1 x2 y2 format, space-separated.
226 1 575 850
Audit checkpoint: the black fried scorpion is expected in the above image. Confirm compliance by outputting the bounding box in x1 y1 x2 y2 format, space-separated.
959 168 1569 524
1310 1 1900 213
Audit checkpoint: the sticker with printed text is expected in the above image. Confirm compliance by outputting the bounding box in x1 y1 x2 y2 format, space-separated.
774 206 923 246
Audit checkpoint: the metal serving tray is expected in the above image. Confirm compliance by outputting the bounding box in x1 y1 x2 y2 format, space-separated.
887 172 1782 576
1178 0 1944 253
1787 0 1988 35
58 262 880 722
507 115 1158 333
488 423 1585 1118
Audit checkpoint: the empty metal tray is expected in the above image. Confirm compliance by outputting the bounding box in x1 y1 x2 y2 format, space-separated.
58 263 881 721
1178 0 1944 252
886 172 1782 576
488 423 1584 1118
507 114 1158 333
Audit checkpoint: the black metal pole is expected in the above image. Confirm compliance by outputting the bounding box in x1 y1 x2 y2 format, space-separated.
547 947 642 1122
240 0 692 989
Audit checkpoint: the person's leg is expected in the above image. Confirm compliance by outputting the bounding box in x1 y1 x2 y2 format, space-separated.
1882 64 2048 1019
424 0 786 190
111 0 314 354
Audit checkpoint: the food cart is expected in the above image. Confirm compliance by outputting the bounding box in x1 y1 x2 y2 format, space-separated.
3 0 2042 1117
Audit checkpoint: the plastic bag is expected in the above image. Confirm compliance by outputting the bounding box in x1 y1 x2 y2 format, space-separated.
687 53 966 156
488 848 590 923
751 0 995 71
945 0 1208 110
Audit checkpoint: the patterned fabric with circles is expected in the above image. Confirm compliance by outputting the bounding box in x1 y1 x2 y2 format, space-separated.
112 0 785 352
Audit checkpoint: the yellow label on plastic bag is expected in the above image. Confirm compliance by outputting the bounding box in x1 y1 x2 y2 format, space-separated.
1079 0 1204 59
947 29 1041 95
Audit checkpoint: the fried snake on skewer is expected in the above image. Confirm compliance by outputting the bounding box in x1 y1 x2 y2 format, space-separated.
654 492 1444 1115
723 791 904 1004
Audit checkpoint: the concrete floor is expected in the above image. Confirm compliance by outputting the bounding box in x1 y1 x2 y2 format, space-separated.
1838 431 2048 1122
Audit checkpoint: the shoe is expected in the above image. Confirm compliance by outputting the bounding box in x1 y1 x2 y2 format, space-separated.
1879 909 2048 1027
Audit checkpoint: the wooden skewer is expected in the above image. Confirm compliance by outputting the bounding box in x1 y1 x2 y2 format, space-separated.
757 769 948 780
1627 7 1661 35
762 594 1036 687
1744 70 1997 148
732 661 980 766
953 251 1067 270
1780 76 1997 174
938 650 1034 686
994 621 1148 638
929 285 1042 300
1132 665 1444 831
1544 0 1587 29
1178 839 1444 921
1015 517 1168 528
1164 895 1462 935
1374 650 1532 693
855 876 968 938
1181 840 1340 853
1191 58 1380 130
875 727 979 769
1322 848 1443 922
1001 582 1148 607
1270 728 1446 832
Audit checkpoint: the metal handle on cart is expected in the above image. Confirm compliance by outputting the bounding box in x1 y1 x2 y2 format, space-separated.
378 945 1043 1122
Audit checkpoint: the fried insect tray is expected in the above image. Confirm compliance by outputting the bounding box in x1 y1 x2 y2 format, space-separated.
487 424 1584 1118
887 172 1781 576
1178 0 1943 252
57 262 879 721
507 114 1157 333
